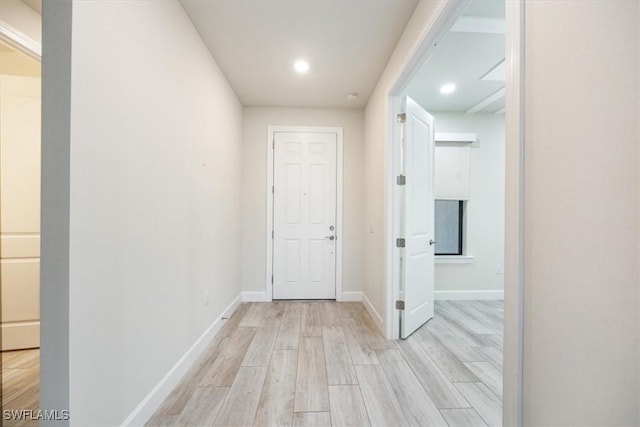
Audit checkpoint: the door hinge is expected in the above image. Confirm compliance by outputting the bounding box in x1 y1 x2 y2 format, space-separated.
396 300 405 310
271 275 273 284
396 174 406 185
272 185 274 194
273 139 275 149
272 230 274 238
397 113 406 123
396 238 405 248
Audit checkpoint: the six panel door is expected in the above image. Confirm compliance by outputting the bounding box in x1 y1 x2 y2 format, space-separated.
272 131 337 300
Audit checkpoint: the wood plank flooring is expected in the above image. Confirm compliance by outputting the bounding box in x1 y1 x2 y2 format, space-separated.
1 348 40 427
148 300 503 426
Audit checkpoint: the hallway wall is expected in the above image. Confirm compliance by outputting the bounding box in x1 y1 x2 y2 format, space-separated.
522 2 639 424
241 107 364 299
42 1 244 425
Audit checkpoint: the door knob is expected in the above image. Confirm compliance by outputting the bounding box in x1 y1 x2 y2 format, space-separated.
429 239 436 246
325 236 335 241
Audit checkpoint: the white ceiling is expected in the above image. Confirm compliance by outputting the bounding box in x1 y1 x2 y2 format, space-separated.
180 0 419 108
407 0 505 114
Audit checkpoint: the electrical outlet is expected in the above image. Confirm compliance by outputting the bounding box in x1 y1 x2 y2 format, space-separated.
496 264 503 275
204 290 209 306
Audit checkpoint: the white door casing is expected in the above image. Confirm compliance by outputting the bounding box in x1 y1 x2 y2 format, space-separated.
271 130 338 300
400 97 435 338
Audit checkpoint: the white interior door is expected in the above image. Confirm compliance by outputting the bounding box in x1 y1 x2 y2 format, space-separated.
273 131 337 299
401 97 435 338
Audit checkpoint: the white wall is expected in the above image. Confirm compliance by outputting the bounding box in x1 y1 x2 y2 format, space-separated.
523 2 639 424
431 113 505 296
60 1 243 425
241 107 364 297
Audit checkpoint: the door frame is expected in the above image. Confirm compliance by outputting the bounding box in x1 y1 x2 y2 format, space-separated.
384 1 525 425
266 126 344 302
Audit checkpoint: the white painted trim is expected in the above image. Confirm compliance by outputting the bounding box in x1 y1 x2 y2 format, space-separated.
435 132 477 143
0 19 41 60
435 255 474 264
466 87 506 114
340 291 362 302
242 291 267 302
266 126 344 302
384 0 525 425
435 290 504 300
361 292 384 333
503 1 526 425
120 294 242 426
1 321 40 351
450 16 505 34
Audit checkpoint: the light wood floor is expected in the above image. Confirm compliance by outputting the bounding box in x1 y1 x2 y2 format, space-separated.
1 348 40 427
148 300 503 427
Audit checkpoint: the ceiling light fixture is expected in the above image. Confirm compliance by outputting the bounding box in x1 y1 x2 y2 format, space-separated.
440 83 456 94
294 59 310 74
345 93 359 101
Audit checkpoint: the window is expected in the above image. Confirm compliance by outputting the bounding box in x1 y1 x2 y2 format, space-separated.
434 200 464 255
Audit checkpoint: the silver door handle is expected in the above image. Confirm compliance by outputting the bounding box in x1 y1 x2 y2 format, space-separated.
429 239 436 246
325 236 335 241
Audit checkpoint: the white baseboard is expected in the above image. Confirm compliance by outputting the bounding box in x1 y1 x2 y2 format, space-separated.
2 321 39 351
243 290 364 303
121 293 242 426
435 290 504 300
340 291 362 302
361 292 384 333
242 291 268 302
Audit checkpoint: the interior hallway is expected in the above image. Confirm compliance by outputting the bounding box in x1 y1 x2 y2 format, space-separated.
147 300 503 426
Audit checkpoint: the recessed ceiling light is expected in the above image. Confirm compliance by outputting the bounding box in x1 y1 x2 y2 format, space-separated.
345 93 359 101
294 59 310 74
440 83 456 94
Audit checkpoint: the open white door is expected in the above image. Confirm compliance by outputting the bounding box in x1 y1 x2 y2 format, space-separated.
400 97 435 339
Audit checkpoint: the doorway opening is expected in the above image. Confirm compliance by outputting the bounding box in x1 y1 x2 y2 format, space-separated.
0 32 42 420
385 0 524 424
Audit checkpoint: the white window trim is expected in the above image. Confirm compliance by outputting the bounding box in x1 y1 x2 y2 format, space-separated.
435 255 474 264
435 132 477 143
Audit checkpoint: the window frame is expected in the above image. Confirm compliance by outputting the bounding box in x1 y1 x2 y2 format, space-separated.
434 200 464 256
